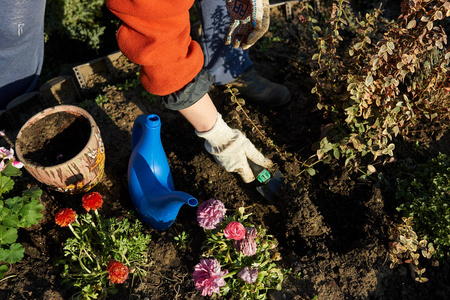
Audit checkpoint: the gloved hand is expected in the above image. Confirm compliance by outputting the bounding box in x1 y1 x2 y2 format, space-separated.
225 0 270 50
196 113 273 183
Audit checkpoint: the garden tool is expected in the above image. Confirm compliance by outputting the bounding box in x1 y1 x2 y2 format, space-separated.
248 159 284 203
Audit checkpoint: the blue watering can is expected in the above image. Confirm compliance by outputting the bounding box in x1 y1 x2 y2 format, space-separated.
128 114 198 230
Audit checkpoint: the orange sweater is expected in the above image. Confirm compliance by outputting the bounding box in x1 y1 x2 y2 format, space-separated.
106 0 204 96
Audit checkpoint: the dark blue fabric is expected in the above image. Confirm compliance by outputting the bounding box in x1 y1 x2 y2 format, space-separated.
195 0 253 85
0 0 46 109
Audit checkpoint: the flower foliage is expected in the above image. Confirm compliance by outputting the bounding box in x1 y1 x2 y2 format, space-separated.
194 200 283 299
57 192 152 299
44 0 107 50
388 217 435 283
395 153 450 259
304 0 450 171
0 143 42 279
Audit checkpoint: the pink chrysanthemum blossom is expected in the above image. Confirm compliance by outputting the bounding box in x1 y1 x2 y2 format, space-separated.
238 266 259 284
193 258 228 296
224 221 246 240
197 199 227 230
234 227 258 256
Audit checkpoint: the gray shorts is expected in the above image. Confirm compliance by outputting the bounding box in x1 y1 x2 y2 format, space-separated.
161 69 215 111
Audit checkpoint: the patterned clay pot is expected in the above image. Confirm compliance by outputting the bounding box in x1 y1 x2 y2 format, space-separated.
15 105 105 194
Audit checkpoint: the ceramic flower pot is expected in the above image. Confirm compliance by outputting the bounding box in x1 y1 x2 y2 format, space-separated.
15 105 105 194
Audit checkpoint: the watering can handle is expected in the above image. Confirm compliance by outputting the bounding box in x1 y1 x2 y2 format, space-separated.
131 114 161 150
131 115 148 150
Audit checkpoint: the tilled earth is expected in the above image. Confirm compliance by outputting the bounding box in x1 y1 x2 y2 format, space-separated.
1 3 449 300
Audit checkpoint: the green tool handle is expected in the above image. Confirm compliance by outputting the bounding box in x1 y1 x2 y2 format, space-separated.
247 159 271 184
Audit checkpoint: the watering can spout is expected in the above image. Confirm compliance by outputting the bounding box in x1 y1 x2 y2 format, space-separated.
132 189 198 231
128 114 198 230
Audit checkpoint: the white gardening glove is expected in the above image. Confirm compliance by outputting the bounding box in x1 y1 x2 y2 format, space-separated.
196 113 273 183
225 0 270 50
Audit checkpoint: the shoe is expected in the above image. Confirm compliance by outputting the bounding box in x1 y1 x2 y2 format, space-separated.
227 66 291 107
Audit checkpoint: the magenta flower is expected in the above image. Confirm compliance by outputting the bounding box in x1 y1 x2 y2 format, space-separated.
11 160 24 169
0 147 14 160
238 266 259 284
197 199 227 230
0 147 23 170
193 258 228 296
224 221 246 240
234 227 258 256
0 147 7 158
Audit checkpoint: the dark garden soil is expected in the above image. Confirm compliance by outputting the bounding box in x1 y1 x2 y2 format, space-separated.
17 112 91 167
1 2 449 300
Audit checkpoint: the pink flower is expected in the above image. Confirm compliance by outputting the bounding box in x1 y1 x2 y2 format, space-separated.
238 266 259 284
193 258 228 296
11 160 24 169
234 227 258 256
0 160 5 172
0 148 14 160
0 147 7 157
0 130 5 137
197 199 227 230
224 221 246 240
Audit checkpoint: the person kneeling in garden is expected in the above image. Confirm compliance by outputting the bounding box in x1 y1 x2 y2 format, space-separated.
106 0 291 183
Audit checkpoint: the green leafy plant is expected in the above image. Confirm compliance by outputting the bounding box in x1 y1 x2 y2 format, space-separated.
396 153 450 259
44 0 107 50
56 192 152 299
94 94 109 107
306 0 450 170
257 21 283 51
174 231 190 249
193 199 283 299
0 144 43 279
388 217 435 283
282 267 302 279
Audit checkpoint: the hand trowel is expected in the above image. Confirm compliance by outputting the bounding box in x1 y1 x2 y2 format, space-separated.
247 159 284 203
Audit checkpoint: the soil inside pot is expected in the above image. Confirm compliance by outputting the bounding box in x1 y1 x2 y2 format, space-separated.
18 111 91 167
